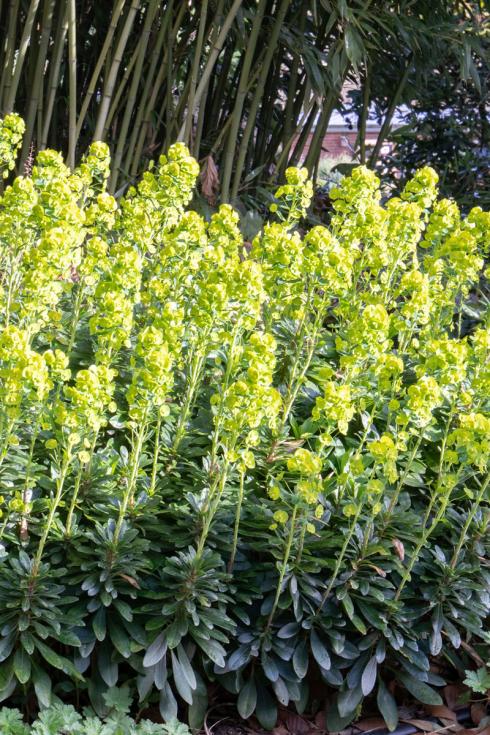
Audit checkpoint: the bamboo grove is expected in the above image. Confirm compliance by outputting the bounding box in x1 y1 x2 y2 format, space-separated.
0 114 489 727
0 0 487 201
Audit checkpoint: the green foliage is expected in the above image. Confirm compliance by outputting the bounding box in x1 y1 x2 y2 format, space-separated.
342 5 488 211
0 704 189 734
0 115 489 730
463 666 490 695
374 43 490 212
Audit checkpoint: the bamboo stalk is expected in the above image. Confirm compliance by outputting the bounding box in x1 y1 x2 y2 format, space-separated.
279 4 306 178
230 0 292 201
75 0 127 143
126 5 170 177
4 0 42 112
304 90 338 172
0 0 20 111
93 0 141 142
193 78 208 158
204 43 233 139
272 85 314 178
130 1 184 177
177 0 243 141
67 0 77 168
40 4 68 149
19 0 55 168
304 37 351 172
163 75 192 152
220 0 267 201
368 54 412 167
164 0 176 152
109 0 159 191
182 0 209 145
208 53 265 156
288 97 318 167
254 55 281 170
103 37 141 140
358 62 371 164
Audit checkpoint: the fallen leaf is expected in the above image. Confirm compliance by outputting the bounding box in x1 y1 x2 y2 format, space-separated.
272 726 289 735
459 641 486 667
356 717 387 731
200 155 219 204
284 712 310 734
470 704 487 726
314 711 326 730
402 719 441 731
426 705 458 721
459 728 490 735
443 684 467 710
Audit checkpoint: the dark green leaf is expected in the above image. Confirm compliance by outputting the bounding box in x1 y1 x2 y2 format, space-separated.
377 679 398 732
237 677 257 720
361 656 377 696
397 671 443 705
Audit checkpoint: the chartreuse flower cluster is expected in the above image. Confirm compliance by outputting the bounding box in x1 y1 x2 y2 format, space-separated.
0 114 25 177
0 115 488 732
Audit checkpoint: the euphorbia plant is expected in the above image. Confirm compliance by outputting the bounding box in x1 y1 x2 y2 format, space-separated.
0 114 488 731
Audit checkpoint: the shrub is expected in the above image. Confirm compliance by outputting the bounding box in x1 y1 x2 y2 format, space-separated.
0 113 488 730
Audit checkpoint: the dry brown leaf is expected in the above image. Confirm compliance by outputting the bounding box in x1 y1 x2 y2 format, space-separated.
272 726 289 735
443 684 467 710
426 705 458 721
284 712 311 734
356 717 387 731
459 641 486 667
459 727 490 735
393 538 405 561
470 704 488 726
314 711 326 730
119 573 141 589
402 719 441 731
200 155 219 205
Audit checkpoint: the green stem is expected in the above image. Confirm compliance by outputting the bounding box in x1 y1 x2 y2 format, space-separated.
149 416 162 496
0 514 8 540
265 504 298 631
114 418 147 542
172 344 207 454
67 282 85 356
209 326 241 468
0 415 17 469
280 290 330 432
295 512 307 566
33 452 70 574
385 435 423 516
19 407 45 540
65 464 84 538
450 474 489 569
65 430 98 537
394 491 450 602
196 459 230 557
317 503 362 614
228 469 245 574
